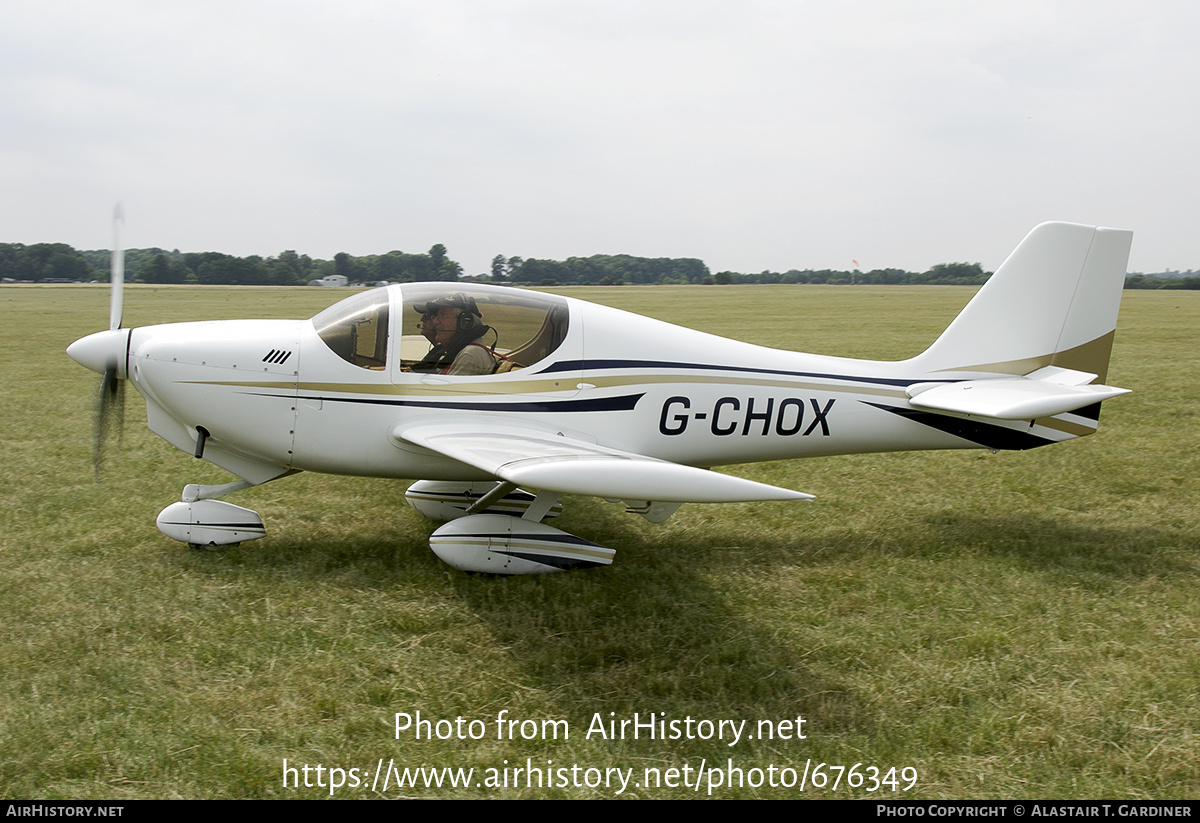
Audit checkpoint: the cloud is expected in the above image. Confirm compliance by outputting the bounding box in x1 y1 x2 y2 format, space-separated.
1 0 1196 272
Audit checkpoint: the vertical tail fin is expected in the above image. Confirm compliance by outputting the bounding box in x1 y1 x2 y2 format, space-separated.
911 222 1132 382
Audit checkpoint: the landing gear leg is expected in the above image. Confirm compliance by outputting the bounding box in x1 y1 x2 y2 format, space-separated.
405 480 563 521
519 490 561 522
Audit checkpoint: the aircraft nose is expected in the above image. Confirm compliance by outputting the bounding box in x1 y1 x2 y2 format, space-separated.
67 329 130 377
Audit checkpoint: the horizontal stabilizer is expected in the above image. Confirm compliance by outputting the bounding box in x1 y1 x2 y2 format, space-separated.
907 368 1130 420
395 421 813 503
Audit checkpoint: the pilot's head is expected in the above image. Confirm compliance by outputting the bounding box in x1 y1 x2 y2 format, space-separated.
416 293 483 346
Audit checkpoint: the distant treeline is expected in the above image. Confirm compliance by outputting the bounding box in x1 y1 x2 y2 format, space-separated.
500 256 995 286
1 241 1195 289
0 242 463 286
1124 273 1200 290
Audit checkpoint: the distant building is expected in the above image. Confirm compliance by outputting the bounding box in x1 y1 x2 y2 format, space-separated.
309 275 349 287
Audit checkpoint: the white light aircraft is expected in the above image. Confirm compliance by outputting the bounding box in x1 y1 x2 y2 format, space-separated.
68 220 1132 574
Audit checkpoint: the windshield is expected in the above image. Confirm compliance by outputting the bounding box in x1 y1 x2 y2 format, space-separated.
311 289 390 370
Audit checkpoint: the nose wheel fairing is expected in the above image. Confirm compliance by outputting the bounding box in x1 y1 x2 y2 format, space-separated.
156 499 266 549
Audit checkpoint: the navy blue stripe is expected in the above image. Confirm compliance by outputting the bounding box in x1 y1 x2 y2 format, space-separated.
452 531 605 548
535 359 923 388
273 392 645 414
411 490 538 503
492 550 608 570
863 402 1055 451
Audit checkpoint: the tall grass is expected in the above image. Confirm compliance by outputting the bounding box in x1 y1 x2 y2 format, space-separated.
0 284 1195 798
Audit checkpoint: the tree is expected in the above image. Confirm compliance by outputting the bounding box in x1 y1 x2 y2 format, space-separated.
6 243 93 281
183 252 225 276
422 243 461 281
922 262 988 285
333 252 358 282
376 251 432 282
139 253 188 284
195 254 260 285
277 250 312 281
259 259 300 286
428 244 447 272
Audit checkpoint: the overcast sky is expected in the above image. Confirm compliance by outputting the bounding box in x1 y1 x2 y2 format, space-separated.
2 0 1196 274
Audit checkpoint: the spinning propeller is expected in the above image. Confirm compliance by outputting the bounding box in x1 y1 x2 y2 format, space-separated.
67 204 130 477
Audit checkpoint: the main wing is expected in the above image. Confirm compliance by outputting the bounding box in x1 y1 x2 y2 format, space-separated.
393 419 813 503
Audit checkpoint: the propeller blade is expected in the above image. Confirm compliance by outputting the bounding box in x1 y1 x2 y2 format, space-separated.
87 204 128 478
93 366 125 479
110 203 124 331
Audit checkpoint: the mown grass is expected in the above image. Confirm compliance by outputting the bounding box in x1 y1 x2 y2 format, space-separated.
0 283 1196 799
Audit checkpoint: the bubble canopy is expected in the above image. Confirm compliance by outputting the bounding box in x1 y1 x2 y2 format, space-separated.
311 283 570 373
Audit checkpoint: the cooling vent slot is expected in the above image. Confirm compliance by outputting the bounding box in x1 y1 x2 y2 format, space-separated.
262 349 293 365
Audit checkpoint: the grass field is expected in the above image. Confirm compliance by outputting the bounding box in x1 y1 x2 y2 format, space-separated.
1 283 1197 799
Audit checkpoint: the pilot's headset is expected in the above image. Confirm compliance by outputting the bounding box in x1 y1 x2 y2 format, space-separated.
447 293 482 330
416 293 483 335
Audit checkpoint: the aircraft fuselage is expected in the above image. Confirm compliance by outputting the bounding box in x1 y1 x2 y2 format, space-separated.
109 281 1089 491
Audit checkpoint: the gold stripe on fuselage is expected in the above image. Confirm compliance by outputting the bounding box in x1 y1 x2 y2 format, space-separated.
188 373 913 400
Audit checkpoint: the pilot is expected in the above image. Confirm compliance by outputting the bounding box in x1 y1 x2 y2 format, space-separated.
412 293 497 375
